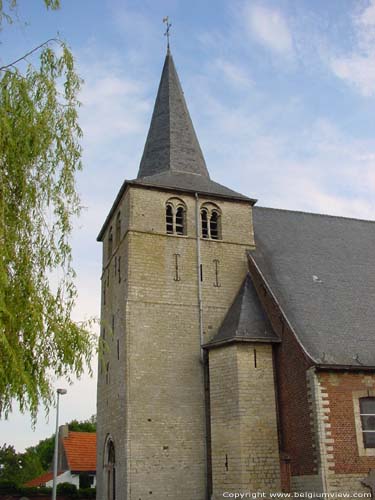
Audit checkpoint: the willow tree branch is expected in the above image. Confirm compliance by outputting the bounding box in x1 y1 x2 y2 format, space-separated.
0 37 61 71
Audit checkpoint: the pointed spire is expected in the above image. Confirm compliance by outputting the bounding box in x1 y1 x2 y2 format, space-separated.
137 51 210 179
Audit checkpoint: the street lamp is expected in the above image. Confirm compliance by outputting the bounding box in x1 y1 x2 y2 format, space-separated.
52 388 67 500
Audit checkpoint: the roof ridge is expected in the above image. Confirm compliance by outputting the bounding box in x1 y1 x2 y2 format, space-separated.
255 205 375 224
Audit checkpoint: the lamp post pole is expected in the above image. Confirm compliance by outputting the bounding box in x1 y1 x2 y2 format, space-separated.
52 388 67 500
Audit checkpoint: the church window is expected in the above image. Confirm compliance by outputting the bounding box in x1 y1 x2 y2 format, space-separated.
201 209 209 238
108 227 113 258
210 210 221 239
166 204 174 234
117 339 120 360
175 206 185 235
201 203 222 240
165 198 187 236
360 397 375 448
115 212 121 245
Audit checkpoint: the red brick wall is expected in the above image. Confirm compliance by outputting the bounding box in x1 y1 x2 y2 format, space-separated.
319 371 375 474
248 257 315 477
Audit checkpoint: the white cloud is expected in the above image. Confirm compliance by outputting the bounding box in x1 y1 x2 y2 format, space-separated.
330 0 375 97
243 4 293 55
214 58 253 88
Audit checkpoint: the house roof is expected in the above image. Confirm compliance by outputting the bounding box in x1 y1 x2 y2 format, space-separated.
63 432 96 472
25 471 61 487
205 273 280 348
250 206 375 368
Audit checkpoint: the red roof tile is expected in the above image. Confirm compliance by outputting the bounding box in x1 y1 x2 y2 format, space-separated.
63 432 96 472
25 470 62 487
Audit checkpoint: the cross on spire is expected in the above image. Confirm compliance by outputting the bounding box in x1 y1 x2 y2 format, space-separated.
163 16 172 52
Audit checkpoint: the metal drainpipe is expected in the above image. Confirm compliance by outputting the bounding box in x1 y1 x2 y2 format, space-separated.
195 192 210 499
195 192 204 361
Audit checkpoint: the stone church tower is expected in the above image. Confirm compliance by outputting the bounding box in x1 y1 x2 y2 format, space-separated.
96 49 281 500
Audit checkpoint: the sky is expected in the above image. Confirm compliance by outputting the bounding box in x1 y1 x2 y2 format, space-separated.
1 0 375 452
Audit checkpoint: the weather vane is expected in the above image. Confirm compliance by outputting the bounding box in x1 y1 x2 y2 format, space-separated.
163 16 172 51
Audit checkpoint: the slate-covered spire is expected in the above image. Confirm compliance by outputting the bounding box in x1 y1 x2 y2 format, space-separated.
137 51 210 179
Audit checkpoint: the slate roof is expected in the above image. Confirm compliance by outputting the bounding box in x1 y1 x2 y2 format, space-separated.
250 206 375 368
138 50 209 179
136 51 251 202
63 431 96 472
205 274 280 348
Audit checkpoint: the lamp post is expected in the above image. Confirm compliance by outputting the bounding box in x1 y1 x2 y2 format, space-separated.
52 388 67 500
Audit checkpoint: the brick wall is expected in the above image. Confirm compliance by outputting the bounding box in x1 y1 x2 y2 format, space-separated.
248 256 316 479
318 370 375 494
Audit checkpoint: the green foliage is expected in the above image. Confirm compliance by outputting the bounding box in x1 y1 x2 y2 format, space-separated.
0 1 61 26
57 481 78 495
68 415 96 433
0 16 96 418
0 444 44 485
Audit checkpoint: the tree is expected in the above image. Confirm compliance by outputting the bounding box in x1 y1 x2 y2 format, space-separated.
0 1 95 420
0 444 44 485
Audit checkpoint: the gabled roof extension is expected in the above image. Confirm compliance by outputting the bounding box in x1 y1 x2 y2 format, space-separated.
205 273 280 349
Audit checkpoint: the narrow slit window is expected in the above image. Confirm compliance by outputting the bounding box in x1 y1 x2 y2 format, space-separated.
117 339 120 360
108 227 113 258
360 397 375 448
213 259 220 287
174 254 181 281
106 362 110 384
166 205 174 234
201 209 209 238
115 212 121 246
175 207 185 235
118 256 121 283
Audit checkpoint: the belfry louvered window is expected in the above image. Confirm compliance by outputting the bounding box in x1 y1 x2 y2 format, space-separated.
201 209 209 238
166 204 174 234
201 203 222 240
165 198 187 236
360 397 375 448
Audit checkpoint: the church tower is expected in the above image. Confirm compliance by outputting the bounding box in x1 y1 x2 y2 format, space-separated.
96 50 280 500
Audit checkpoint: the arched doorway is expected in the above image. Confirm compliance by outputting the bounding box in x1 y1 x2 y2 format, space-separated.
104 437 116 500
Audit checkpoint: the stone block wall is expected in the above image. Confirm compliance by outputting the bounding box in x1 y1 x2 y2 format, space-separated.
209 343 281 499
97 185 254 500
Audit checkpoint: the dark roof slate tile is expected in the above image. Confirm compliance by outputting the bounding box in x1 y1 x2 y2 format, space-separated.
251 206 375 367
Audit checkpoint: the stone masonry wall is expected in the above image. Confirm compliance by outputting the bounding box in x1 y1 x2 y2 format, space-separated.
209 343 281 499
97 185 254 500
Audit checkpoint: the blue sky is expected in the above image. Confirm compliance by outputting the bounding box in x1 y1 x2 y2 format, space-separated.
1 0 375 451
